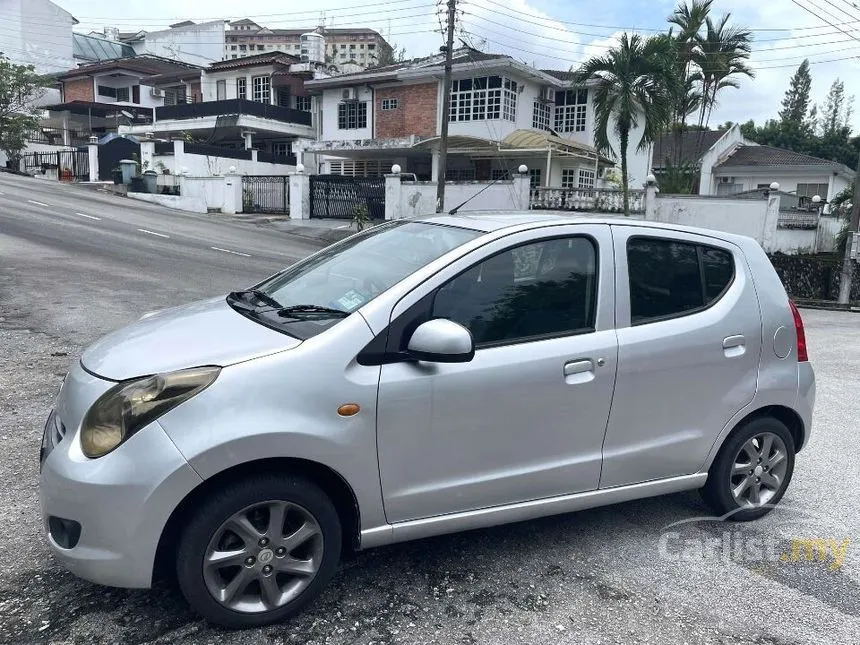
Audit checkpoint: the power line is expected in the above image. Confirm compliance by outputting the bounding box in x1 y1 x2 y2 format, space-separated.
790 0 860 43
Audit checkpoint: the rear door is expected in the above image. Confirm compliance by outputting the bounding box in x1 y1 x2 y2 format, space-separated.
599 226 761 488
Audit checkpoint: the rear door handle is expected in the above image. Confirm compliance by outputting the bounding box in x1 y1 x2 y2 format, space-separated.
563 359 595 384
722 335 746 357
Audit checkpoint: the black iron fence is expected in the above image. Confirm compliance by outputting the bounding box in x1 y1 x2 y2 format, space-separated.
242 176 289 213
309 175 386 220
21 150 89 181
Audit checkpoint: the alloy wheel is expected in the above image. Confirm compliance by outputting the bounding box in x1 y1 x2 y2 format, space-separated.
202 500 324 613
729 432 789 507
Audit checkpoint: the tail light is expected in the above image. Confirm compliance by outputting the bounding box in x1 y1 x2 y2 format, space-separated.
788 300 808 362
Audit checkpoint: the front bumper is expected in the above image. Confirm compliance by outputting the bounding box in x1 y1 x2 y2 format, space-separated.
39 363 202 588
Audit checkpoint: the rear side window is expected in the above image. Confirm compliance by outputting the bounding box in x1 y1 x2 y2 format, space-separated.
627 237 734 325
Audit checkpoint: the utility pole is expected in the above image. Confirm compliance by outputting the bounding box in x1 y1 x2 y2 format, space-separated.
838 149 860 304
436 0 456 213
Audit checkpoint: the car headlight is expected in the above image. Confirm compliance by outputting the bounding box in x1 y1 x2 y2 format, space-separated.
80 366 220 458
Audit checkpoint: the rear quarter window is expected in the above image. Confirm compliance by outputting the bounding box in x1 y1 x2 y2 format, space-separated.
627 237 735 325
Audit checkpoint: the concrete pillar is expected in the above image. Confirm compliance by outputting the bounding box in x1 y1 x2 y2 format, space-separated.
61 112 71 146
140 140 155 172
222 169 243 214
513 166 531 211
644 174 658 220
87 136 99 182
251 149 258 162
385 173 403 220
431 150 440 182
762 182 782 253
243 131 254 150
172 139 185 175
289 168 310 220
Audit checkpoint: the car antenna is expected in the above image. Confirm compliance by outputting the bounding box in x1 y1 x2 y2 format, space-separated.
448 167 525 215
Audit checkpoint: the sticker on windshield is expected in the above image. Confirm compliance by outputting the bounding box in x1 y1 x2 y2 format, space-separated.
335 289 366 312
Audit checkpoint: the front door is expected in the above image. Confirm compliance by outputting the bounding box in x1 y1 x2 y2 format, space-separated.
599 226 762 488
376 225 618 523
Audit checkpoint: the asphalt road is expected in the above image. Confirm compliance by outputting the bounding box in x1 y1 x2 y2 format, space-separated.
1 171 858 645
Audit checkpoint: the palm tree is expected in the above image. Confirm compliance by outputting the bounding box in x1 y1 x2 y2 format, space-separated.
694 14 753 133
573 33 679 215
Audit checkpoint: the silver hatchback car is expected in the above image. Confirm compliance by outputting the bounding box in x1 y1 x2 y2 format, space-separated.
40 213 815 627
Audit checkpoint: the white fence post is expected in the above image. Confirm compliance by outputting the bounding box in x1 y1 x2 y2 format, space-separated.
140 139 155 171
762 182 781 253
172 139 186 175
385 165 403 220
223 168 243 214
289 165 310 220
644 174 657 220
513 165 530 210
87 136 98 182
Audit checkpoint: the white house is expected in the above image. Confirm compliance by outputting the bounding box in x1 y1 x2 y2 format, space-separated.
302 48 651 189
650 124 853 203
0 0 76 74
121 21 226 69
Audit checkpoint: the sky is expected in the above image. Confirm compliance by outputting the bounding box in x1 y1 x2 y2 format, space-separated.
58 0 860 132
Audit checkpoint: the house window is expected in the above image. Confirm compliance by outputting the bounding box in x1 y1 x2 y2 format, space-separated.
529 168 542 188
97 85 117 98
296 95 312 111
796 182 829 201
239 45 247 51
350 44 356 49
360 44 365 49
491 169 509 180
236 77 246 100
555 89 588 133
350 53 356 60
450 75 517 122
216 80 226 100
272 142 291 156
368 44 376 50
381 98 398 110
338 101 367 129
257 45 265 51
329 158 395 177
561 168 577 189
231 55 238 59
340 44 346 49
578 169 596 189
532 101 550 130
231 45 237 51
252 75 270 103
277 88 290 107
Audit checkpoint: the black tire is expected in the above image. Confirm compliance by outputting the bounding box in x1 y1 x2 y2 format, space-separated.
701 416 796 521
175 474 341 628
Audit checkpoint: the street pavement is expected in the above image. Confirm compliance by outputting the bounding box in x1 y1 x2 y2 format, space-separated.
1 171 858 644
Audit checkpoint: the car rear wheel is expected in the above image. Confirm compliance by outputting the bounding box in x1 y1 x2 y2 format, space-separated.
175 474 341 628
701 417 795 521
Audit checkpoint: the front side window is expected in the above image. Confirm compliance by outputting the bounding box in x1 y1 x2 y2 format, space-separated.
532 101 551 130
295 95 312 111
381 98 398 110
115 87 130 102
561 168 576 189
627 237 735 325
554 89 587 133
529 168 542 188
252 75 270 103
216 80 226 100
578 169 596 189
235 222 482 339
338 101 367 129
236 77 246 100
450 75 517 122
432 236 598 346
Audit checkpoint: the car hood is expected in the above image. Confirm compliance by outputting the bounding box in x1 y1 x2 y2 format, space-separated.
81 296 301 380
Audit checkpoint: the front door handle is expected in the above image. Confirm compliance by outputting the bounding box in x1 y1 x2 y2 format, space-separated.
563 359 595 384
722 335 746 357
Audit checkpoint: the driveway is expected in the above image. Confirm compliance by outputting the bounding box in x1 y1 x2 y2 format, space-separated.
0 172 857 644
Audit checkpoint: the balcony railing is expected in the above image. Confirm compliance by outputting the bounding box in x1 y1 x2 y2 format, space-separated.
156 99 312 126
530 187 645 213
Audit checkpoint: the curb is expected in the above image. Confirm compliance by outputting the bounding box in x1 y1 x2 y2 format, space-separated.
793 299 860 313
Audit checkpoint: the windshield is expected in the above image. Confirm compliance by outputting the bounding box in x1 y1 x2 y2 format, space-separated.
229 221 482 339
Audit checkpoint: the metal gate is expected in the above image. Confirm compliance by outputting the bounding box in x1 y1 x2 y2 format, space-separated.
20 150 89 181
309 175 385 220
242 176 289 213
98 137 140 180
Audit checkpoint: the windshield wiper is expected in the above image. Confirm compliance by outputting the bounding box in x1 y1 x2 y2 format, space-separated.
228 289 283 309
276 304 349 318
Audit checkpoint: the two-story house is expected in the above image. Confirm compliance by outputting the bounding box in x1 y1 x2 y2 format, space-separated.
302 48 651 189
119 52 316 159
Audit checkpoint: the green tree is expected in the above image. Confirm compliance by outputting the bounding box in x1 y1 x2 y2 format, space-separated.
574 33 679 215
821 79 853 136
778 59 812 127
0 58 46 166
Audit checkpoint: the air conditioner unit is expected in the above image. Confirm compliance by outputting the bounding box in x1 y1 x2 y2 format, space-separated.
719 176 734 183
341 88 358 101
150 88 164 98
540 87 555 102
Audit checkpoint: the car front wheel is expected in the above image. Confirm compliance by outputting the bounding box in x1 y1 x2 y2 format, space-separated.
176 474 342 628
701 416 796 521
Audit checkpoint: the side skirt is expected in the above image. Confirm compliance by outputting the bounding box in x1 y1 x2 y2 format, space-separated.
359 473 707 549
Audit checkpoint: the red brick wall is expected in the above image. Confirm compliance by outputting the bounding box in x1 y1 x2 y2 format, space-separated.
62 78 94 102
375 82 438 138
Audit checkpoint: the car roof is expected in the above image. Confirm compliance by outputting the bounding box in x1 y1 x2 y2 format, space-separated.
415 211 756 247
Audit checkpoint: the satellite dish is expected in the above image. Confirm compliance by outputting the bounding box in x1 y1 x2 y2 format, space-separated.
120 110 133 119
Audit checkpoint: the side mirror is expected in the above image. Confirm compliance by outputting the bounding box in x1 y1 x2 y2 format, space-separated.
407 319 474 363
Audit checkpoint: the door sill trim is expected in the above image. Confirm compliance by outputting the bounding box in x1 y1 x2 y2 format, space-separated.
359 473 707 549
